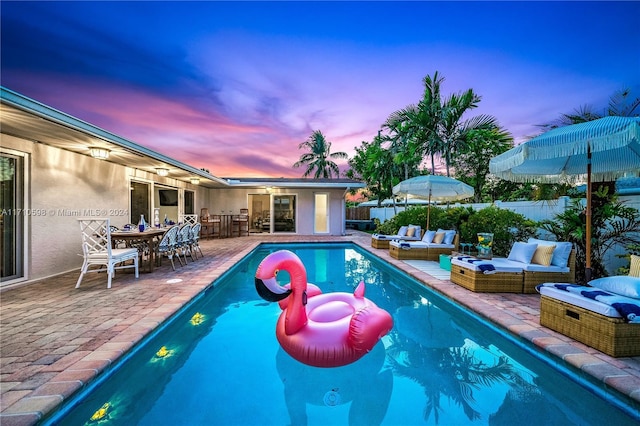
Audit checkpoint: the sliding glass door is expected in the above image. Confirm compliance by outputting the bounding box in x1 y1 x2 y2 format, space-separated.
273 195 296 233
1 152 25 284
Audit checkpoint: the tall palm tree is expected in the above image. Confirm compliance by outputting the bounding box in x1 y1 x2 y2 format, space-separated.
440 89 499 176
407 72 499 176
293 130 348 179
419 72 446 173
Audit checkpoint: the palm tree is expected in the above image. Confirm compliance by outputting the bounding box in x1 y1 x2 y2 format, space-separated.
405 72 499 176
419 72 446 173
293 130 348 179
383 110 422 181
439 89 498 176
541 87 639 130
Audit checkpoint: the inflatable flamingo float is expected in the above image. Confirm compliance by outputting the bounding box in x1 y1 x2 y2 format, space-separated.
255 250 393 367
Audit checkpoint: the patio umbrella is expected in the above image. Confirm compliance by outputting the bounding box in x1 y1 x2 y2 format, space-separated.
392 175 474 230
489 116 640 282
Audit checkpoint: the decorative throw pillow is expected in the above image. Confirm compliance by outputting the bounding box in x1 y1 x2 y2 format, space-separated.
432 232 445 244
406 226 416 237
588 276 640 299
397 226 408 237
630 254 640 277
444 230 456 245
422 230 436 243
507 242 538 264
528 238 573 267
531 244 556 266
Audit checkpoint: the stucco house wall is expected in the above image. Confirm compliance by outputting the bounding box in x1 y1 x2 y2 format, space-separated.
2 133 351 286
206 187 347 235
2 134 129 278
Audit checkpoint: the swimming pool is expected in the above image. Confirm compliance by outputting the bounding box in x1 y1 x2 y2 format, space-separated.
48 243 638 425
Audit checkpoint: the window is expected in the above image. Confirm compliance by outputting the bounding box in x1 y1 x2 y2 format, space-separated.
130 181 150 225
184 190 194 214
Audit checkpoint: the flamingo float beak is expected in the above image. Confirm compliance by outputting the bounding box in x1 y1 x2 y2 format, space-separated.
255 277 291 302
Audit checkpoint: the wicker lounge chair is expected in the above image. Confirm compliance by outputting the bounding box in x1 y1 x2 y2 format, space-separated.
538 288 640 356
537 255 640 357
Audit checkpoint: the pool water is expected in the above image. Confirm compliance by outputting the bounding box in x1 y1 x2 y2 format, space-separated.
49 243 638 425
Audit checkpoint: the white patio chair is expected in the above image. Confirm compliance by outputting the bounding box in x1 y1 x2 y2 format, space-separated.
76 218 139 289
156 225 181 270
179 214 199 226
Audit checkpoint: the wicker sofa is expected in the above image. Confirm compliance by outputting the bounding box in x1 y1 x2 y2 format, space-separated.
450 240 576 294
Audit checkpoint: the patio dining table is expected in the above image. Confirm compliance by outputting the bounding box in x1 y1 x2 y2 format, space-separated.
111 227 168 272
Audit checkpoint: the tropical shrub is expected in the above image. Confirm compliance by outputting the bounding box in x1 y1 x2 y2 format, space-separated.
616 243 640 275
374 206 473 235
459 205 538 257
540 186 640 282
374 204 535 258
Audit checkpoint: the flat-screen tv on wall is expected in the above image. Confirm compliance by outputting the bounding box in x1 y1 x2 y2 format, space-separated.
159 190 178 206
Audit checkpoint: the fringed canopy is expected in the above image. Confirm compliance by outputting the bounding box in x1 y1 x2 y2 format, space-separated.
393 175 474 202
490 116 640 184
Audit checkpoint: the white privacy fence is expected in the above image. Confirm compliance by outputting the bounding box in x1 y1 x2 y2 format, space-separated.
370 195 640 274
370 197 574 223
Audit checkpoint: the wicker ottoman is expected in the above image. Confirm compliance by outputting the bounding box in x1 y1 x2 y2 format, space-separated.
540 295 640 357
450 265 523 293
371 238 390 249
389 244 428 260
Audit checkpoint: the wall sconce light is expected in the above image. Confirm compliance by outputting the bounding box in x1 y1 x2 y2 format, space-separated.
89 147 110 160
190 178 200 185
156 168 169 177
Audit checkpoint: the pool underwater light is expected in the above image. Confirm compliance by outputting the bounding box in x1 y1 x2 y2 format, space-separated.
88 402 112 424
190 312 205 326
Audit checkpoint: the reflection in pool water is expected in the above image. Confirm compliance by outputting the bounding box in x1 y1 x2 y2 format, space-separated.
49 243 638 425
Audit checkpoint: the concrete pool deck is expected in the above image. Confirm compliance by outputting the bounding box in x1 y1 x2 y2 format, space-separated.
1 231 639 424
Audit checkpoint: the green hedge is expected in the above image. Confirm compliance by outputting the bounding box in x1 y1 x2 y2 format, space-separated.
374 204 538 257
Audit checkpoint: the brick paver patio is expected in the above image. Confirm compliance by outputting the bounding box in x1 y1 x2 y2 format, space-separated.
1 232 639 425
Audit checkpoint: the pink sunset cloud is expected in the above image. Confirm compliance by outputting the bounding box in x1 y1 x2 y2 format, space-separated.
2 2 638 179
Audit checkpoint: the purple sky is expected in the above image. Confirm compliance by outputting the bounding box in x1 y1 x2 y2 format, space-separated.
2 1 639 178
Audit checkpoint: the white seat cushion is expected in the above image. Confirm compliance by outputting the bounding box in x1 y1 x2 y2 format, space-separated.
451 257 524 273
538 286 621 318
522 263 570 273
390 241 428 249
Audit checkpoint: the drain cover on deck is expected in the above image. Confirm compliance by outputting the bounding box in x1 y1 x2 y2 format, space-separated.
166 278 183 284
